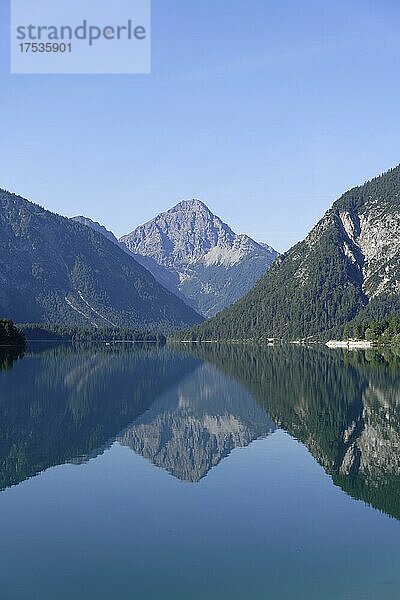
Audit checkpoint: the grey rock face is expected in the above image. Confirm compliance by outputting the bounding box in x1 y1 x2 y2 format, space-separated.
119 199 279 317
337 208 400 299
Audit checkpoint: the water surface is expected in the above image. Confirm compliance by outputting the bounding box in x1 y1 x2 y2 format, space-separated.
0 344 400 599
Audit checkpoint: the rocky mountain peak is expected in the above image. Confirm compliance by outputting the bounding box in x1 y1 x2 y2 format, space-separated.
119 199 278 317
120 199 239 268
171 198 210 214
69 199 279 318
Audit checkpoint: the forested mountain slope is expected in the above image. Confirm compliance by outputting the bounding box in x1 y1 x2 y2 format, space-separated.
179 165 400 340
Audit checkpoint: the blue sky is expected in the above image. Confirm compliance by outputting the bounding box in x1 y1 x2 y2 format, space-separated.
1 0 400 251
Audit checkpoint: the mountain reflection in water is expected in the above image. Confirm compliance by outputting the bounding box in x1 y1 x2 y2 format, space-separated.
118 362 276 482
0 343 400 521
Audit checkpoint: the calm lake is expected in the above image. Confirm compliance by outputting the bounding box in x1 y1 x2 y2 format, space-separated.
1 343 400 599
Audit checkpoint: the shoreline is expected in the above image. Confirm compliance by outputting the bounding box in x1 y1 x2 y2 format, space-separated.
326 340 372 349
